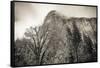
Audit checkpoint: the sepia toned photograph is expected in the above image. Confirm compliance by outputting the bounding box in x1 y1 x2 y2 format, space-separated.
11 1 97 67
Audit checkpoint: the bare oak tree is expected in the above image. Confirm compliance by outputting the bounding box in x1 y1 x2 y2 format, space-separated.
24 25 49 65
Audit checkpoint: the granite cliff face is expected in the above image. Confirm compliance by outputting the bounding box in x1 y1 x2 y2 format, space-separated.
42 10 97 64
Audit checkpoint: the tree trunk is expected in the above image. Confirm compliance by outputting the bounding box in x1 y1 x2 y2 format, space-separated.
76 48 78 62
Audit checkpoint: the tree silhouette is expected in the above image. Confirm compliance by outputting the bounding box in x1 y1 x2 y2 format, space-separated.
24 25 49 65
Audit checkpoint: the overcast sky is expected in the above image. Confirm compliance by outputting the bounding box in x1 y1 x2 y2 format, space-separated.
14 2 97 40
